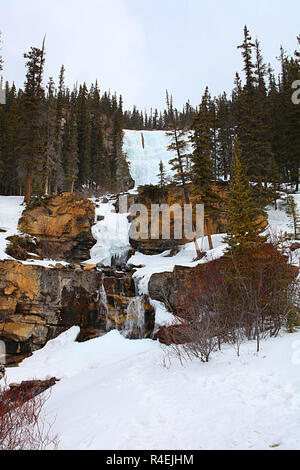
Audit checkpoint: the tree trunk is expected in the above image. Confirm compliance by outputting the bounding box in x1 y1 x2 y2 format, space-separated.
24 168 33 203
44 174 49 196
205 218 214 250
181 185 202 259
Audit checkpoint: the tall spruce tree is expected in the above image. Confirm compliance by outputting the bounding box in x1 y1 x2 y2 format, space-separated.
18 39 46 202
167 121 191 204
191 87 220 250
215 93 234 181
224 138 266 251
43 77 58 195
157 160 167 189
77 83 91 188
235 27 274 193
62 96 79 193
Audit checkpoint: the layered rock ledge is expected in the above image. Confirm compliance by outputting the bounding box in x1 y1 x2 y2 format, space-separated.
0 260 154 365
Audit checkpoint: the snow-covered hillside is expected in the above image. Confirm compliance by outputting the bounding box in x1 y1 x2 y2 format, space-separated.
5 326 300 450
0 163 299 450
123 129 192 188
0 196 24 260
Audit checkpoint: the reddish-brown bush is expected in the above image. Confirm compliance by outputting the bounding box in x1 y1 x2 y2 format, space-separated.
164 243 299 361
0 378 59 450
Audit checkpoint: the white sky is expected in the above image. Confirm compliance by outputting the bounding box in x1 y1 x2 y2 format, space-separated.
0 0 299 111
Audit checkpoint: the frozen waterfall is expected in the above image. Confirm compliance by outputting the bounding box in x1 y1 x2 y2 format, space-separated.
123 129 192 189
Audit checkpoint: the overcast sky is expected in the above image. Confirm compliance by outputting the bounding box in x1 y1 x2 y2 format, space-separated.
0 0 299 111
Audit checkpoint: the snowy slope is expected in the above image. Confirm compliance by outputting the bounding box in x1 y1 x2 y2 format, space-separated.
0 196 24 260
123 129 192 188
129 233 228 296
267 194 300 239
5 327 300 450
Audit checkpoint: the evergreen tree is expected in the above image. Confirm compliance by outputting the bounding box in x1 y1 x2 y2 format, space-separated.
18 39 46 202
235 27 274 191
215 93 234 181
77 83 91 188
167 120 202 259
0 84 20 194
44 77 59 195
89 81 111 191
157 160 167 189
224 138 266 251
62 97 79 193
191 87 220 250
167 121 191 204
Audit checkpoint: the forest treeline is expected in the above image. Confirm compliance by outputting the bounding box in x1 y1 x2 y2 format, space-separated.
0 36 132 198
129 28 300 192
0 26 299 199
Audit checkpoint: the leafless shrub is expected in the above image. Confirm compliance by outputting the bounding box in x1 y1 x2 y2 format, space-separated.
162 243 299 362
0 378 59 450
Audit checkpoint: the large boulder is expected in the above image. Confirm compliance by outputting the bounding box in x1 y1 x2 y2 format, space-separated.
16 193 96 262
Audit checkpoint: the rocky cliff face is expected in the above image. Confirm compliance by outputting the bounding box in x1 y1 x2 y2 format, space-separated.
148 261 222 345
0 260 155 365
7 193 96 262
129 183 229 255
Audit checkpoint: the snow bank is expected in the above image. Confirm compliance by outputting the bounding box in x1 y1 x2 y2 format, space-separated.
5 327 300 450
0 196 24 260
0 196 70 267
128 233 228 295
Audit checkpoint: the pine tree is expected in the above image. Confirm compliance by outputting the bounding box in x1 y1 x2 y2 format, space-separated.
77 83 91 188
44 77 59 195
167 121 191 204
215 93 234 181
89 81 111 191
1 94 20 194
18 39 46 202
237 26 256 89
235 27 274 191
224 138 266 251
191 87 220 250
157 160 167 188
62 97 79 193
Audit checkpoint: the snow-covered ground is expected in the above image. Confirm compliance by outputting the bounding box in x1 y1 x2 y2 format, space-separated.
129 234 228 295
5 326 300 450
0 147 299 450
267 194 300 240
0 196 24 260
